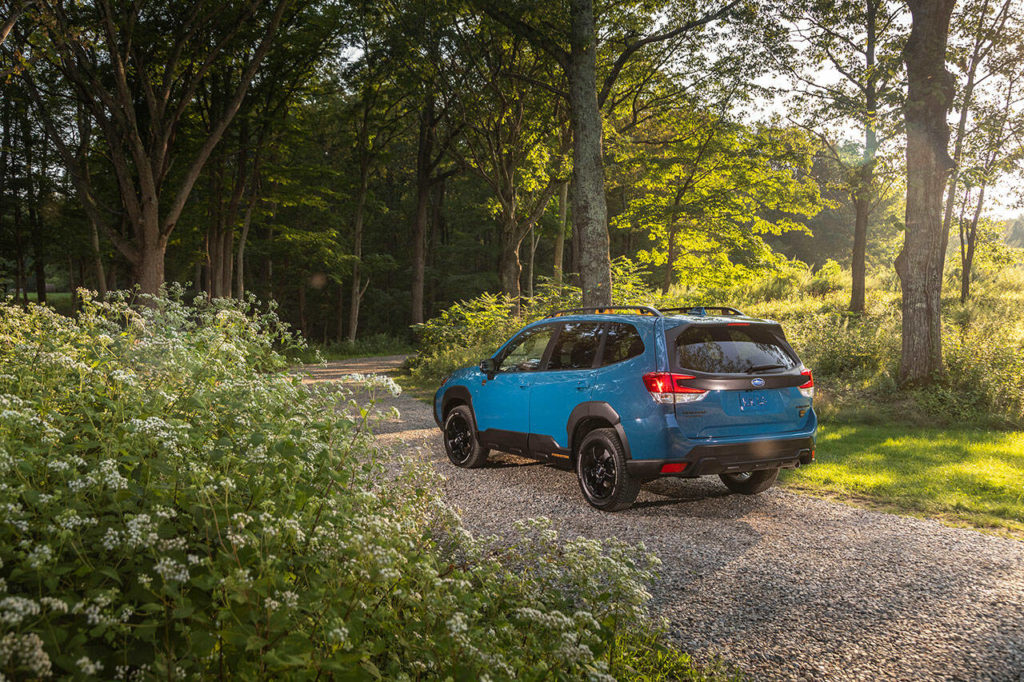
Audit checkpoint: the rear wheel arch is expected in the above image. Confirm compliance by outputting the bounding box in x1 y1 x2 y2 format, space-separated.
567 402 632 461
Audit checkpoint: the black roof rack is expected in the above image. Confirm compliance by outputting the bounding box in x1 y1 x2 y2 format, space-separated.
659 306 745 317
552 305 662 317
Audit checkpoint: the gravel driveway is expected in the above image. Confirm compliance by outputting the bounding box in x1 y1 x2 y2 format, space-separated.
307 356 1024 681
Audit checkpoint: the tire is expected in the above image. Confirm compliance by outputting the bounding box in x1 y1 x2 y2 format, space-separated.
719 468 780 495
575 428 640 511
442 405 489 468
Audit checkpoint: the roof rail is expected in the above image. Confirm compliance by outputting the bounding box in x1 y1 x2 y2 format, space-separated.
551 305 663 317
659 306 745 317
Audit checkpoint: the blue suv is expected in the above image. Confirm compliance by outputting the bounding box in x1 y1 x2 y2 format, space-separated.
433 306 817 511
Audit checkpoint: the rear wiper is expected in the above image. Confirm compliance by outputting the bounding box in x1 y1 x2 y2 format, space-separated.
745 363 786 373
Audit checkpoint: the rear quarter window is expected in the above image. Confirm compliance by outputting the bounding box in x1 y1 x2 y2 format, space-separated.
601 322 645 366
674 325 796 374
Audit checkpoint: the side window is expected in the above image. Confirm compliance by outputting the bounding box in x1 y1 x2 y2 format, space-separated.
601 322 645 366
497 326 555 372
547 322 602 371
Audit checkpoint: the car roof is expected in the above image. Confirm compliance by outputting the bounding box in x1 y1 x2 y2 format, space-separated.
530 311 779 328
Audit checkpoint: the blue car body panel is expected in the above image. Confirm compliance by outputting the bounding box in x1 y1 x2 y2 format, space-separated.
433 310 817 476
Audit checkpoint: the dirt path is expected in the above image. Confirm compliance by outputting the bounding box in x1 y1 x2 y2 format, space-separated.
305 356 1024 682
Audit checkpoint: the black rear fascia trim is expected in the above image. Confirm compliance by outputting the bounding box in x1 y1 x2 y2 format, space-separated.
627 436 815 480
680 372 806 391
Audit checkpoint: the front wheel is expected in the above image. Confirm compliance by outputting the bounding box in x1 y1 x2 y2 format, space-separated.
719 468 779 495
575 428 640 512
443 405 489 468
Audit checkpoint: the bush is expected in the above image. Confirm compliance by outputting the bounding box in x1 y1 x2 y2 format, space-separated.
807 260 845 297
0 290 667 679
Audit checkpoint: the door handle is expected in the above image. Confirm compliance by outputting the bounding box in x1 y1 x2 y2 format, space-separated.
519 383 529 390
576 381 589 390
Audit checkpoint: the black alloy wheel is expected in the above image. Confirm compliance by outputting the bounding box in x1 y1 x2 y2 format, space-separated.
575 428 640 511
442 405 489 468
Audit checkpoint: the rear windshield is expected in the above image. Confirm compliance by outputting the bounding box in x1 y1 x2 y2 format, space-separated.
674 325 796 374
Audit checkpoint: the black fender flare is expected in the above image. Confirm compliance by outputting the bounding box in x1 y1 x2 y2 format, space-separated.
566 401 632 460
438 385 474 427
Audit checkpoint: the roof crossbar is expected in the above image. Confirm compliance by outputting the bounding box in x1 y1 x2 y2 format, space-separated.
552 305 662 317
659 306 745 317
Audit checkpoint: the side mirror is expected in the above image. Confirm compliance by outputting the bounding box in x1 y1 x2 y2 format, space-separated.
479 358 497 377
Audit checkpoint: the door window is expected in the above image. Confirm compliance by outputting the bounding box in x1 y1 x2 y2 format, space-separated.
600 323 645 366
497 326 555 372
547 322 602 370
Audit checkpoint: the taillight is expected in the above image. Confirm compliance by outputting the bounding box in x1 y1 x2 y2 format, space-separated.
642 372 708 405
799 369 814 399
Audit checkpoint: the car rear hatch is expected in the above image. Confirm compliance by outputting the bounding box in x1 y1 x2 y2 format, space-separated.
665 320 812 439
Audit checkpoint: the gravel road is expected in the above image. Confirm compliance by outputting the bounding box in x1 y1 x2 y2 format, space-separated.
307 356 1024 681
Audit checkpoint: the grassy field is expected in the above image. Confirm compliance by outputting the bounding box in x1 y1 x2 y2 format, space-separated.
781 422 1024 537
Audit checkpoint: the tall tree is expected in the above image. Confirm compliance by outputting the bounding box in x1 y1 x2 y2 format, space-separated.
611 103 822 293
942 0 1020 243
340 35 411 340
475 0 741 306
393 0 463 326
787 0 905 312
953 66 1024 301
894 0 957 386
5 0 305 294
449 26 568 309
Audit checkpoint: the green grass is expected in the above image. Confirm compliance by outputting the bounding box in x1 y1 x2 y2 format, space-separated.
615 628 741 681
8 291 75 315
781 422 1024 537
290 334 414 364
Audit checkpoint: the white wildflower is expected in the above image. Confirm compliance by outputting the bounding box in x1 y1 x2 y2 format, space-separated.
153 557 189 583
76 655 103 675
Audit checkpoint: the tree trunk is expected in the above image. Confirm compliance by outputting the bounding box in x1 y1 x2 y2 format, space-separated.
347 159 369 342
849 191 870 311
523 226 534 300
30 204 45 304
235 193 257 298
553 180 569 288
661 185 684 294
498 224 523 313
336 282 345 342
13 200 25 303
411 96 436 326
960 184 985 303
428 177 446 319
135 236 167 297
220 226 234 298
90 222 107 296
662 217 677 295
298 280 307 338
849 0 880 314
895 0 957 386
67 254 77 309
568 0 612 307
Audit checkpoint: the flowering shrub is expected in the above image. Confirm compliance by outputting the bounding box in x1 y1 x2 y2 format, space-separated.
0 291 662 679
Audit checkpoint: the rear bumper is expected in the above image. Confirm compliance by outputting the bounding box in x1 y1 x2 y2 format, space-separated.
626 436 815 482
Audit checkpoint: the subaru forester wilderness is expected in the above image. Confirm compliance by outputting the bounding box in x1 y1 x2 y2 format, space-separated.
433 306 816 511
